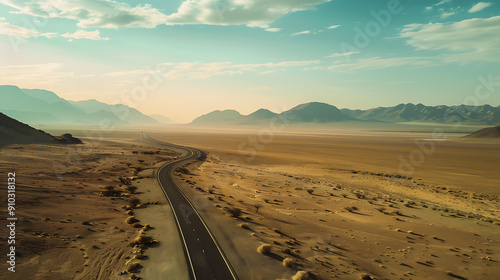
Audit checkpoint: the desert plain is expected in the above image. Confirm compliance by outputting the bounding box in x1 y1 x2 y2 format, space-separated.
0 124 498 280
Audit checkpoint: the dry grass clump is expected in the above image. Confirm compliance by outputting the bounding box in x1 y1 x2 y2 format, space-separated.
238 223 250 230
283 257 295 268
225 207 242 218
127 186 138 194
129 197 141 208
292 271 309 280
126 216 140 224
129 235 157 247
126 262 141 272
306 189 314 195
102 186 121 197
360 273 374 280
344 206 358 213
257 244 272 255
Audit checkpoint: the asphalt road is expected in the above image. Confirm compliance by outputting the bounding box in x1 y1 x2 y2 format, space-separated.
142 133 238 280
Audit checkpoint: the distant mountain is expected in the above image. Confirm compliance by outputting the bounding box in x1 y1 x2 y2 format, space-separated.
0 113 81 145
191 109 242 124
341 103 500 124
69 99 158 124
234 109 278 125
0 85 156 126
282 102 353 122
464 125 500 138
150 114 176 124
190 102 500 126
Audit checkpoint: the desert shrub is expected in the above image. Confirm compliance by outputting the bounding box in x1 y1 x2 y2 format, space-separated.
126 262 140 272
257 244 272 255
360 273 374 280
126 216 139 224
344 206 358 213
283 257 295 268
355 193 366 199
306 189 314 195
119 176 132 185
127 186 138 194
225 207 242 218
129 198 141 208
134 235 156 245
292 271 309 280
102 186 121 197
126 210 134 215
239 223 250 230
132 223 144 228
143 224 152 230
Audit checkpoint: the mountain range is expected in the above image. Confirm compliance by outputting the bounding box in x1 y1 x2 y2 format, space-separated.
0 85 172 126
1 85 499 126
191 102 500 125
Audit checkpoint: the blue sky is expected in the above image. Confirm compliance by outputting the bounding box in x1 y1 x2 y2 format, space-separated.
0 0 499 122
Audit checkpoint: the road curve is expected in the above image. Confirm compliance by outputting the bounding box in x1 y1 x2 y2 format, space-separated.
141 133 239 280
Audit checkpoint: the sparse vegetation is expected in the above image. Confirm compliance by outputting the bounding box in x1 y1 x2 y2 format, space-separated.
292 271 309 280
129 197 141 208
126 262 141 273
127 186 138 194
225 207 242 218
283 257 295 268
344 206 358 213
126 216 139 224
306 189 314 195
257 244 272 255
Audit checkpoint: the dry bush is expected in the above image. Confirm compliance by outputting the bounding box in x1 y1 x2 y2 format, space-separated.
360 274 374 280
143 224 152 230
127 186 138 194
126 262 140 273
344 206 358 213
306 189 314 195
129 197 141 208
283 257 295 268
132 223 144 228
126 210 134 215
292 271 309 280
134 235 156 245
102 186 121 197
257 244 272 255
126 216 139 224
238 223 250 230
225 207 242 218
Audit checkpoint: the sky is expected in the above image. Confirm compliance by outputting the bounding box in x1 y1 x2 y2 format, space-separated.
0 0 499 123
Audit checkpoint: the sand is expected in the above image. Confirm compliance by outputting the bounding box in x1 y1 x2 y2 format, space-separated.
0 125 498 280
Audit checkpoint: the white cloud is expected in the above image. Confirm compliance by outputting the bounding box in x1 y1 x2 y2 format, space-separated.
0 18 56 38
106 60 320 79
164 0 331 28
265 27 281 32
327 25 340 29
468 2 492 13
62 30 109 41
327 51 359 58
322 57 438 72
400 15 500 62
440 10 456 19
0 63 74 85
291 30 311 36
0 0 168 28
425 0 452 11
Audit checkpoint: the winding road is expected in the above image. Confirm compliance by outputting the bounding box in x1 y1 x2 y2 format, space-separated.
141 133 238 280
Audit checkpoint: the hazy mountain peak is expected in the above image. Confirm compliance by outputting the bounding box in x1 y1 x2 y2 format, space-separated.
191 109 242 124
